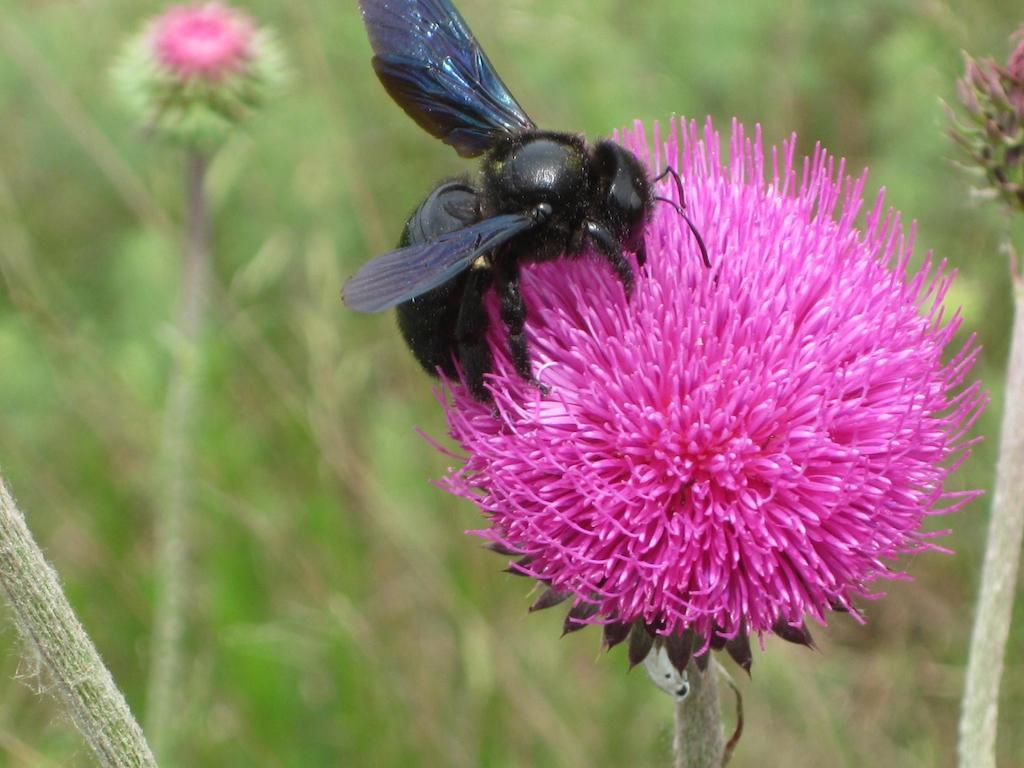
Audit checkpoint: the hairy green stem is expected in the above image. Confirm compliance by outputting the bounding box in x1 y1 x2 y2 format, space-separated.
145 150 210 756
0 477 158 767
958 266 1024 768
673 662 724 768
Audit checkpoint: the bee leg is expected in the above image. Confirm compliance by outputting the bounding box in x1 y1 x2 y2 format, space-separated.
495 258 542 389
456 266 495 402
636 241 648 270
585 220 635 298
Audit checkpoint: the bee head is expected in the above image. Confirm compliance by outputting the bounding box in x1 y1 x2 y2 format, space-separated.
592 141 652 254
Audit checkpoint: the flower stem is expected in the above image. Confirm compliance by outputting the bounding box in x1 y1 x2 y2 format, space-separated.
958 259 1024 768
673 661 724 768
0 477 159 768
145 149 210 757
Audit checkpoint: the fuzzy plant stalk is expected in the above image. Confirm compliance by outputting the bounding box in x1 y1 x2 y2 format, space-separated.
674 664 724 768
145 147 210 754
642 647 725 766
0 478 159 768
111 4 285 755
959 274 1024 768
950 31 1024 768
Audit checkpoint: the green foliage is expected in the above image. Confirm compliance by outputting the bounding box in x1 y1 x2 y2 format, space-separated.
0 0 1018 765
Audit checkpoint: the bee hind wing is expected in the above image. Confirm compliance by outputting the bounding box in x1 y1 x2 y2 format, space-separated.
342 212 537 313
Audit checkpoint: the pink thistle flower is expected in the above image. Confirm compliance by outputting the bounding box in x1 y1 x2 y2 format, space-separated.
438 118 986 670
150 3 254 82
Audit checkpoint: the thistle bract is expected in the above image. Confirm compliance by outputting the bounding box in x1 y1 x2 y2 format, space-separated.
951 27 1024 211
112 2 286 147
439 118 986 670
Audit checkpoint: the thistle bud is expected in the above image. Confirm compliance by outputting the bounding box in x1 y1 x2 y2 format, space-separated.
112 3 286 147
950 28 1024 211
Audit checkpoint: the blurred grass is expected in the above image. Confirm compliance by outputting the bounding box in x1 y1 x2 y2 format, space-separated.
0 0 1021 765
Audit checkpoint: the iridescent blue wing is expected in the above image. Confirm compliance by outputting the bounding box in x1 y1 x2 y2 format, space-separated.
360 0 536 157
343 213 537 312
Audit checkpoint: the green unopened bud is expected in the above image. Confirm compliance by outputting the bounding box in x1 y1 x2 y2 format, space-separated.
949 28 1024 211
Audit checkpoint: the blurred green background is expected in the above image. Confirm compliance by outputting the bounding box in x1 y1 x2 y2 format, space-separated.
0 0 1021 765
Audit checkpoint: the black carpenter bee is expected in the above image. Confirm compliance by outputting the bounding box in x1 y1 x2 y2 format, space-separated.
343 0 708 401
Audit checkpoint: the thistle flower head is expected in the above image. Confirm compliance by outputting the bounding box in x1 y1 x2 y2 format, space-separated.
438 118 985 671
112 2 286 147
950 26 1024 211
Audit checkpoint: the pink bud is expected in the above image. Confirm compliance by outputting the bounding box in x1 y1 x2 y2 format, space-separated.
150 2 254 81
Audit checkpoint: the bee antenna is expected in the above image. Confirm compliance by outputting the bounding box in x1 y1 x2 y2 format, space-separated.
654 196 711 269
652 166 711 269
